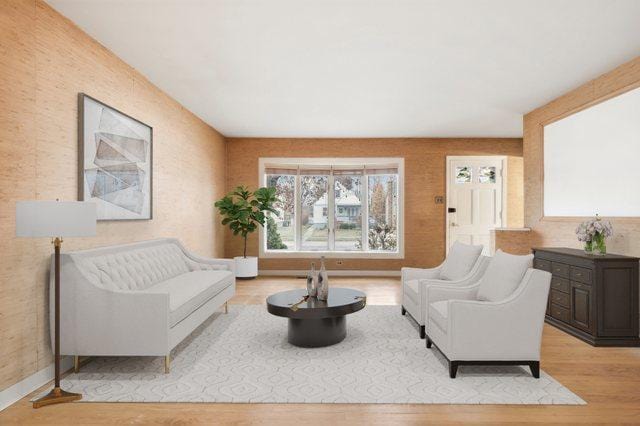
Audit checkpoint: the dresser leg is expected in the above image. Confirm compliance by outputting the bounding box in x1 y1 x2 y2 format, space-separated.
74 356 80 373
224 302 228 314
164 355 170 374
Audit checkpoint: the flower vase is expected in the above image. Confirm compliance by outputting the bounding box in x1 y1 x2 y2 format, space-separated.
592 234 607 255
584 241 594 255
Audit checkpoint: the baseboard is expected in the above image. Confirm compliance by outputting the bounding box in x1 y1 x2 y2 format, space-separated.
0 356 73 412
258 269 401 277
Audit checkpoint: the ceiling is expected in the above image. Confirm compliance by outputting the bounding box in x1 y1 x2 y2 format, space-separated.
47 0 640 138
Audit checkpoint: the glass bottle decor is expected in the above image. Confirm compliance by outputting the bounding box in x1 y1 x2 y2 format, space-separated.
317 256 329 301
306 262 317 297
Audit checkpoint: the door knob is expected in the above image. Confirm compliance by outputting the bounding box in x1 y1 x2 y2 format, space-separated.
450 222 458 227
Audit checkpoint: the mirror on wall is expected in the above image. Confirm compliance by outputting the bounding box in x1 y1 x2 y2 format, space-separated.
543 86 640 217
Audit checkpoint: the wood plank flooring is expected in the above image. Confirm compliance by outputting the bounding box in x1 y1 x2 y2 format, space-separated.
1 276 639 425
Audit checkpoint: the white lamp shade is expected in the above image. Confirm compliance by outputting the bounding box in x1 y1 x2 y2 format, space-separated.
16 201 97 238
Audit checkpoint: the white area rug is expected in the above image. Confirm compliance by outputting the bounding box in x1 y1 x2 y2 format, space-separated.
58 305 584 404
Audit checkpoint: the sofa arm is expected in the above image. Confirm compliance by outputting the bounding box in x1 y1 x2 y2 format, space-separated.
187 256 235 275
446 269 551 360
59 271 171 356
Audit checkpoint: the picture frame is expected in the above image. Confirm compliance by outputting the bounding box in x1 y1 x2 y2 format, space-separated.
78 93 153 220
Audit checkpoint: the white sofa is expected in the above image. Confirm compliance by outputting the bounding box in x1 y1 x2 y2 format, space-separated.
401 243 488 338
51 238 235 373
425 257 551 378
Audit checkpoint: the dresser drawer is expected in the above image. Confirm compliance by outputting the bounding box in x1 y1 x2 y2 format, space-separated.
550 276 570 294
550 289 570 308
533 259 551 272
550 304 570 323
551 262 571 279
570 266 592 284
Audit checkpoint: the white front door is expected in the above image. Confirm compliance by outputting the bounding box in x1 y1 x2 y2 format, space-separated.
446 156 506 255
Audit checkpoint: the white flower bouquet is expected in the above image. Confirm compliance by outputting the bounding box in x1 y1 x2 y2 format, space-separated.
575 214 613 255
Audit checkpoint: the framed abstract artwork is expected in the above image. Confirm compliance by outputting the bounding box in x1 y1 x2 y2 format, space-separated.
78 93 153 220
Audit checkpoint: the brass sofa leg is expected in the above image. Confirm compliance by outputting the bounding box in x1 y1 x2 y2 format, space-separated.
224 301 228 314
164 355 170 374
74 356 80 373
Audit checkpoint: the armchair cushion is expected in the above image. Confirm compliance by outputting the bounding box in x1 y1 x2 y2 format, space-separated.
429 301 449 332
439 241 483 280
476 250 533 302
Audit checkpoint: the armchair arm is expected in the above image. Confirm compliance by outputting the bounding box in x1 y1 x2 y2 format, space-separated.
419 255 490 287
426 282 481 304
401 265 442 283
446 269 551 360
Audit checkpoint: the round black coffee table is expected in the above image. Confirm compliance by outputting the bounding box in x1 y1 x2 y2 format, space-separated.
266 288 366 347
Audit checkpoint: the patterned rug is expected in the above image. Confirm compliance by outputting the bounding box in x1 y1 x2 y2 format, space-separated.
55 305 584 404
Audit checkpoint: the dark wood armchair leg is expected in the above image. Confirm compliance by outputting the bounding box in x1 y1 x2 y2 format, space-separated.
425 336 432 348
401 306 406 315
449 361 459 379
419 325 426 339
529 361 540 378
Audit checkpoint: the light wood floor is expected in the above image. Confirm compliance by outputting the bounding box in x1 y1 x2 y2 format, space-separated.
2 276 640 425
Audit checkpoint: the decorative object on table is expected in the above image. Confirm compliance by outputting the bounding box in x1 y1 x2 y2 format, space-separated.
215 186 279 279
317 256 329 301
15 200 97 408
306 262 318 297
575 214 613 255
78 94 152 220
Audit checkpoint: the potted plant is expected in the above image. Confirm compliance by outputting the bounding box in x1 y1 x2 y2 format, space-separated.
215 186 279 278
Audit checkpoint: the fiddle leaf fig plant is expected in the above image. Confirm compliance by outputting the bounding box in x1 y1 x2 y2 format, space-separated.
214 186 279 258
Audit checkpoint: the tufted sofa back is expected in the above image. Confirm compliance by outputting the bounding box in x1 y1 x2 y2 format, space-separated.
74 242 192 291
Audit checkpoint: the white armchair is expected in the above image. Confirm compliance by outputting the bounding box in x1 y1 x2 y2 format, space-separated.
401 242 486 338
425 267 551 378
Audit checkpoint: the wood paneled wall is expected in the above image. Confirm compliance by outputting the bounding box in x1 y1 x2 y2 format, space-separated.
0 0 227 392
496 56 640 255
226 138 523 271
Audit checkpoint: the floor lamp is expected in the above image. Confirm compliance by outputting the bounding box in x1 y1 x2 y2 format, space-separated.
16 200 97 409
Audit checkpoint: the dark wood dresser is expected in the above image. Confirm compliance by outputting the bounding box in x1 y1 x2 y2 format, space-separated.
533 247 639 347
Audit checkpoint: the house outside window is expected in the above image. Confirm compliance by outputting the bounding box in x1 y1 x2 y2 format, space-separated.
260 158 404 259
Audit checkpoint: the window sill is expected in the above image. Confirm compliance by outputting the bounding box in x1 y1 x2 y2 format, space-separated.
260 250 404 259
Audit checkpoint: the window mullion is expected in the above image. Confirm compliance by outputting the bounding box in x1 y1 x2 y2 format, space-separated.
295 172 301 251
328 171 335 251
362 174 369 252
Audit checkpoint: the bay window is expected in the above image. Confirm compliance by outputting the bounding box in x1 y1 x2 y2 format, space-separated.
260 158 403 258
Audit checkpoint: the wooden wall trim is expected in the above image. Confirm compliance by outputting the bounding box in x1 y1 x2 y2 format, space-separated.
521 55 640 256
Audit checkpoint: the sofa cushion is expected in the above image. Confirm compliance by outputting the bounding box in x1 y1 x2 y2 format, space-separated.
78 243 191 291
429 301 448 332
439 241 483 280
404 279 420 304
145 270 234 327
476 250 533 302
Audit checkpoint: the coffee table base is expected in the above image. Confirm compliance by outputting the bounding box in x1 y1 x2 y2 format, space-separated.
287 316 346 347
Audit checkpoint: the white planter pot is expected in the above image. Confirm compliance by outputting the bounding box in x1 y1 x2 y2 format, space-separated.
234 256 258 279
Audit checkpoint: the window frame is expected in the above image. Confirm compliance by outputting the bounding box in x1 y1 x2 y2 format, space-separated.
259 157 404 259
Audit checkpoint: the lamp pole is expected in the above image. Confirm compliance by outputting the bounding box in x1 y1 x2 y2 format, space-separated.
32 237 82 408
